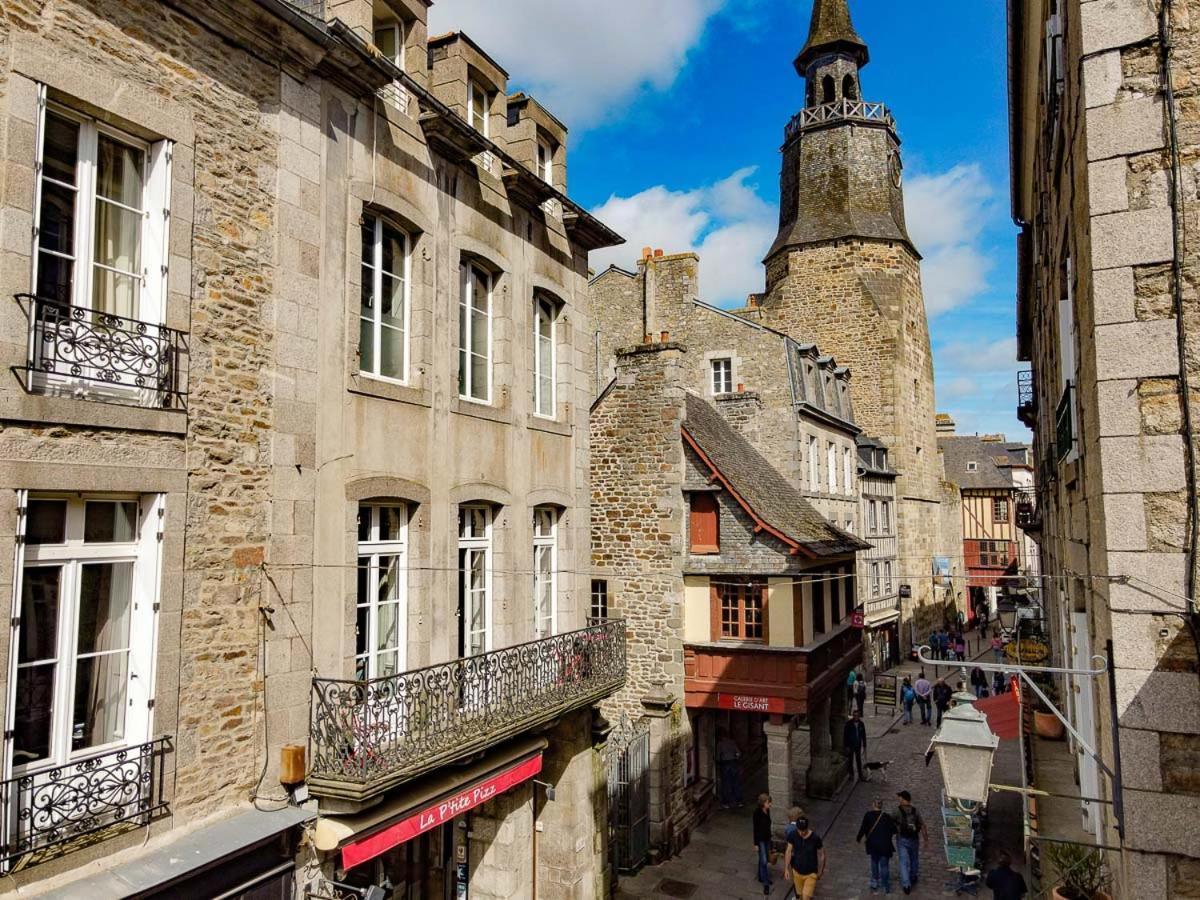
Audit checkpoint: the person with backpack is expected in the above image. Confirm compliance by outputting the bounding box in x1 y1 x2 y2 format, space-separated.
894 790 927 894
752 793 774 895
783 812 826 899
901 676 915 725
856 796 899 894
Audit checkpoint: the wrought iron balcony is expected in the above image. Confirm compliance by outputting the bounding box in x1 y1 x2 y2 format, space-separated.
1017 369 1036 429
0 738 170 870
1016 493 1041 532
309 620 626 803
785 99 895 141
14 294 188 410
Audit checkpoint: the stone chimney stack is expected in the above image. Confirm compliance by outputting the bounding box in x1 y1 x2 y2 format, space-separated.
636 249 701 340
715 390 763 447
936 413 957 435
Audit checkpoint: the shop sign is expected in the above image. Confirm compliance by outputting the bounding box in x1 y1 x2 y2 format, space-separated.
342 753 544 870
1004 637 1050 663
717 693 784 714
850 610 865 628
873 674 898 710
899 584 912 599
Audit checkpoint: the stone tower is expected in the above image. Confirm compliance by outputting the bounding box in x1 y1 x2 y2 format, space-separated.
756 0 942 623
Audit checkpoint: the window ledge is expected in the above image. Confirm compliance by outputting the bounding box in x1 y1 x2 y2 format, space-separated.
690 546 720 555
527 414 571 437
452 397 513 426
348 375 432 409
1 391 187 435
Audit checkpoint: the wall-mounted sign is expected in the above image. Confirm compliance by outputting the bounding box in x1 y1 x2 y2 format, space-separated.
717 693 785 714
899 584 912 599
850 611 865 628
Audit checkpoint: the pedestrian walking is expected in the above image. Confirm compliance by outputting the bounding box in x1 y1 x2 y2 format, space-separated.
970 666 987 699
933 677 953 726
753 793 774 895
894 790 927 895
991 630 1004 663
784 805 802 842
985 851 1028 899
900 677 915 725
848 668 858 689
927 629 939 659
843 710 868 781
856 797 898 895
717 730 743 808
854 672 867 717
783 813 826 899
914 671 932 725
937 628 950 660
993 670 1008 696
954 633 966 661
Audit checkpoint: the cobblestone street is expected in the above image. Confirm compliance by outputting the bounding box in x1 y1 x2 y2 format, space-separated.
618 653 1027 899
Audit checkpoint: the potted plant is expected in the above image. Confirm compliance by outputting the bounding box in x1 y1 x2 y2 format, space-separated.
1043 842 1112 900
1033 678 1066 740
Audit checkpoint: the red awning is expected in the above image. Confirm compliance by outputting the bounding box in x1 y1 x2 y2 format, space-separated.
973 690 1020 740
342 753 543 870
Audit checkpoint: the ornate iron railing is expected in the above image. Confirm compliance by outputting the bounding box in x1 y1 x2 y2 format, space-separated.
1017 369 1036 429
0 738 169 868
14 294 188 410
310 620 626 801
785 99 895 141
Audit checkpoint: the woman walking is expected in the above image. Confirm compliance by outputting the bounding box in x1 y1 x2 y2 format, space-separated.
754 793 774 895
901 676 915 725
991 630 1004 662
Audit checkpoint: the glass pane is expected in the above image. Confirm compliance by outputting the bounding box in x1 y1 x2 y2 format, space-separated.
469 548 486 593
26 499 67 545
43 114 80 186
381 273 404 327
92 265 139 320
36 251 74 304
38 181 76 256
358 507 371 542
471 507 487 536
19 566 61 663
355 656 367 681
536 543 552 577
361 219 375 266
377 555 400 605
470 352 488 400
72 649 129 750
14 664 55 764
96 134 144 207
355 603 368 660
359 316 375 374
538 339 553 386
361 263 375 317
380 324 404 379
84 500 138 543
379 507 404 542
381 226 404 278
458 298 468 350
458 347 469 397
471 271 490 315
376 650 398 678
93 200 141 275
470 303 489 356
376 601 398 653
374 26 398 61
77 563 133 654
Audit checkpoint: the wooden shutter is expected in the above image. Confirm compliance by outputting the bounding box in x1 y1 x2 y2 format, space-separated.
689 492 719 554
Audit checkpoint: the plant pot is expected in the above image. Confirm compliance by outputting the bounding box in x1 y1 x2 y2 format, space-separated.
1035 710 1065 740
1051 890 1111 900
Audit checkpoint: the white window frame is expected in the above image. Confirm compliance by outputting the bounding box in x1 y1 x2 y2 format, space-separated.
871 561 881 597
359 214 411 384
373 20 404 70
827 443 838 494
536 137 553 185
533 294 556 418
355 503 408 680
868 499 878 533
808 435 819 488
711 358 732 395
6 493 161 779
884 560 893 593
459 263 493 404
993 497 1010 524
458 505 493 656
532 507 557 639
966 461 978 472
590 580 609 623
881 500 891 533
843 447 853 495
468 80 490 137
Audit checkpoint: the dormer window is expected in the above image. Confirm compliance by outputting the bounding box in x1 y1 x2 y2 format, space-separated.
373 20 403 69
469 80 490 137
966 461 978 472
536 137 553 185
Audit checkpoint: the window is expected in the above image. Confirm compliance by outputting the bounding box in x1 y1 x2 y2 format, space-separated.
359 215 409 382
822 75 835 103
966 461 978 472
976 540 1011 569
884 561 893 593
689 492 719 554
827 443 838 494
711 358 732 395
843 447 853 495
356 504 407 679
590 579 609 623
871 562 881 596
868 500 878 533
468 80 490 136
993 497 1010 523
374 20 404 69
458 505 492 656
881 500 891 532
536 138 553 185
533 507 557 639
458 263 492 403
716 581 765 642
33 101 170 323
843 74 858 100
533 294 556 417
845 520 854 534
811 574 826 634
12 494 161 769
808 436 820 488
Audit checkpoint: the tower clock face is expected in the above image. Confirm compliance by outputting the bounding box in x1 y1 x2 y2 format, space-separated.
889 148 903 187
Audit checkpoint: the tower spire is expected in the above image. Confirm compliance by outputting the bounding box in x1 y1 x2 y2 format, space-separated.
796 0 869 74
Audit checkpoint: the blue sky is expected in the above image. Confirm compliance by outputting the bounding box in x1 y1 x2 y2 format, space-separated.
429 0 1027 439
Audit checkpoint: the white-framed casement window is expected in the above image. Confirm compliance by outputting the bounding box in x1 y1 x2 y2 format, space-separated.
590 579 609 623
536 137 553 185
808 435 819 488
373 20 404 70
871 561 881 597
827 443 838 494
993 497 1010 524
355 503 407 680
711 358 732 395
843 447 853 495
32 99 170 322
868 499 878 533
532 507 557 639
884 561 893 593
468 80 490 137
881 500 891 533
533 294 556 418
459 263 492 403
359 214 410 382
458 505 493 657
8 493 162 773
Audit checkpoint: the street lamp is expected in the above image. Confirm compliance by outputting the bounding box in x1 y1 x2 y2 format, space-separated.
929 702 999 806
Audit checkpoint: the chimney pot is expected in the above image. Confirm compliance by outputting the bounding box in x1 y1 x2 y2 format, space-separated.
641 246 652 260
660 331 669 342
737 383 745 393
654 249 664 258
643 333 652 345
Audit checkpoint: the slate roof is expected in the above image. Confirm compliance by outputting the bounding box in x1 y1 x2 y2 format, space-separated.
683 393 868 557
798 0 869 69
938 435 1015 490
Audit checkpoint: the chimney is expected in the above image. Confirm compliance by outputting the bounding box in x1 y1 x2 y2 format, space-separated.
935 413 956 435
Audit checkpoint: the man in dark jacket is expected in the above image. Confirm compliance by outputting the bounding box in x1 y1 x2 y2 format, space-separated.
856 797 899 894
985 851 1027 899
932 678 953 726
843 710 868 781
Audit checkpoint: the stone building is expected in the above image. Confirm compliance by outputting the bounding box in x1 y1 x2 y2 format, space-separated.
590 338 866 852
0 0 623 897
856 435 900 671
1010 0 1200 894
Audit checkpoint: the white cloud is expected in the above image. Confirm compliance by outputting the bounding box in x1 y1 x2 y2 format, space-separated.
938 376 979 401
589 167 776 306
428 0 726 128
905 164 996 316
938 337 1018 374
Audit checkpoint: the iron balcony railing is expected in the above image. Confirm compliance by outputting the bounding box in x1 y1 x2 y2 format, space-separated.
0 738 169 869
1055 382 1076 463
309 620 626 802
1017 369 1036 429
785 99 895 141
15 294 188 410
